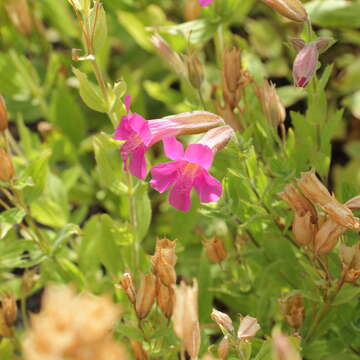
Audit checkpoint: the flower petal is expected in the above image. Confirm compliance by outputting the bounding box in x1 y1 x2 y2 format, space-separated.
128 113 151 144
129 146 147 179
194 169 222 203
199 0 213 6
185 144 214 170
124 94 131 113
114 115 132 140
163 137 185 160
150 161 181 193
169 168 195 212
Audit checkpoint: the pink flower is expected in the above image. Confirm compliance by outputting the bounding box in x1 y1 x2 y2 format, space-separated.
199 0 214 6
150 137 222 212
114 97 225 179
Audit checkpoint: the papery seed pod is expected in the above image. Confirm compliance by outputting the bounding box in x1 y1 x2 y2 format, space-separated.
130 340 148 360
254 80 286 128
0 309 12 338
156 278 175 318
204 237 228 264
198 125 234 153
5 0 33 36
211 309 234 332
292 211 317 246
173 280 200 359
135 273 156 319
1 293 17 328
314 218 346 255
237 315 260 340
0 95 8 132
152 238 177 267
223 48 242 94
186 53 204 90
261 0 308 22
0 149 15 182
218 336 230 359
279 294 304 329
272 330 301 360
118 272 136 304
150 34 186 75
340 243 360 283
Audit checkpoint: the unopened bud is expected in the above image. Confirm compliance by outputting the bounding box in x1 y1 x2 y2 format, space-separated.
218 336 230 359
292 43 318 87
279 294 304 329
0 95 8 132
272 330 301 360
186 53 204 89
5 0 33 36
292 211 317 246
0 149 15 182
156 279 174 318
297 170 360 230
118 272 136 304
198 125 234 153
237 315 260 341
173 280 200 359
254 80 286 128
314 218 346 255
1 293 17 328
262 0 308 22
211 309 234 332
150 34 186 76
204 237 228 264
130 339 148 360
135 273 156 319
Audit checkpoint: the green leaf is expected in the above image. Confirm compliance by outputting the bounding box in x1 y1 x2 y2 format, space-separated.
306 0 360 28
116 324 143 341
90 2 108 54
51 224 80 255
93 132 128 194
0 208 26 239
134 183 152 241
72 67 108 113
57 258 86 288
333 285 360 306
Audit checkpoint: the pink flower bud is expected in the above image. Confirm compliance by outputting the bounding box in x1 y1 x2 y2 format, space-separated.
292 43 318 88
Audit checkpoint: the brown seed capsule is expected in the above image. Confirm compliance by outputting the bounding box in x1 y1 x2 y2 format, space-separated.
156 278 175 318
254 80 286 128
279 294 304 329
340 243 360 283
292 211 317 246
0 95 8 132
204 237 228 264
0 149 15 182
130 340 148 360
314 218 346 255
21 269 39 297
1 293 17 328
218 336 230 359
211 309 234 332
237 315 260 341
118 272 136 304
261 0 308 23
135 273 156 319
5 0 33 36
173 280 200 359
223 48 242 93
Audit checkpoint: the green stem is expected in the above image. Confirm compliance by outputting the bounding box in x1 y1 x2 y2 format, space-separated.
127 172 139 270
198 87 207 110
21 295 29 330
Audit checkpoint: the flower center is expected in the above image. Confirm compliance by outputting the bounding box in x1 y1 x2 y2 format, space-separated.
182 162 200 178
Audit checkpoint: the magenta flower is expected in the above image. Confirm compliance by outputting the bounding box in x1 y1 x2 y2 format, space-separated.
150 137 222 212
114 97 224 179
199 0 214 6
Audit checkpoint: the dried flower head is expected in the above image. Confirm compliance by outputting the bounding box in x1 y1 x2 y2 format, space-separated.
211 309 234 332
254 80 286 128
118 272 136 304
279 294 304 329
23 285 126 360
0 149 15 182
135 273 156 319
314 218 346 255
1 293 17 328
204 237 228 264
156 278 175 318
237 315 260 341
272 330 301 360
173 280 200 359
340 243 360 283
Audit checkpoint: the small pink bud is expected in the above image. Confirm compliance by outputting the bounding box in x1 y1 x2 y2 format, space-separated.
292 43 318 88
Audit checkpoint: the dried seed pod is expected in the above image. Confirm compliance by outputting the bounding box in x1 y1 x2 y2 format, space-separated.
292 211 317 246
314 218 346 255
279 294 304 329
237 315 260 341
156 278 175 318
118 272 136 304
261 0 308 22
186 53 204 90
211 309 234 332
0 149 14 182
204 237 228 264
135 273 156 319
